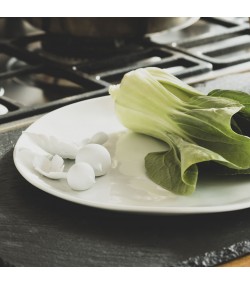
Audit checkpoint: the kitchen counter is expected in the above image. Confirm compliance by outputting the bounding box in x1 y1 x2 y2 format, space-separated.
221 255 250 266
1 118 250 267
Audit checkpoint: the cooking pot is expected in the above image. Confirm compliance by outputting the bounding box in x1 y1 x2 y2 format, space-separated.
25 17 199 39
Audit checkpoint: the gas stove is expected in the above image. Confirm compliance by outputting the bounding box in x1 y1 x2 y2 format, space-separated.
0 17 250 125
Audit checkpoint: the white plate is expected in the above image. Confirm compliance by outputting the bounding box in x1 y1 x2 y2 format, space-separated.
13 96 250 214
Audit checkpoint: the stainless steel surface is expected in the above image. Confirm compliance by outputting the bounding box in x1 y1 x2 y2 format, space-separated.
184 61 250 85
25 17 199 39
193 70 250 93
149 17 248 44
0 114 42 133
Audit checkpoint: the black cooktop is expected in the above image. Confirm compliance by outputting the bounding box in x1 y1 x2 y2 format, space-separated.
0 17 249 124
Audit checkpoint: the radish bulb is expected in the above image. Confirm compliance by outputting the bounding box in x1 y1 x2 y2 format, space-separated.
76 144 111 176
67 162 95 191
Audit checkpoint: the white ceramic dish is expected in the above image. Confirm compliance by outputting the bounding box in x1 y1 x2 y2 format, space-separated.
13 96 250 214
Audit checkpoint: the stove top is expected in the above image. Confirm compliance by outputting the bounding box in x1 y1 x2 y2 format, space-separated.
0 17 249 124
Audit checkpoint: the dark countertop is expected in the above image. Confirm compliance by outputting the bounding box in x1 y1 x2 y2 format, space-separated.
1 122 250 266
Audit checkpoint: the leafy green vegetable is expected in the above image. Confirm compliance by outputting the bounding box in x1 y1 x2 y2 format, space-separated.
109 67 250 195
208 89 250 137
208 89 250 117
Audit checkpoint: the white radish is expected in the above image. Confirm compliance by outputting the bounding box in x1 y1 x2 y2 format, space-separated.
89 132 109 145
32 154 95 191
32 154 67 179
23 132 79 159
75 144 111 176
24 131 109 159
67 162 95 191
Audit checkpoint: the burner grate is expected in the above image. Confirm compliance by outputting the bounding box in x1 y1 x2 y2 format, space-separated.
97 52 212 84
0 17 249 124
169 27 250 69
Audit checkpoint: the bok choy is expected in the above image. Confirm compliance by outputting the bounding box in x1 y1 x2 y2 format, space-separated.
109 67 250 195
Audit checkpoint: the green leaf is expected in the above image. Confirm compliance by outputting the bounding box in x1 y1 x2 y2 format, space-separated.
145 131 250 195
208 89 250 136
208 89 250 116
145 143 198 195
171 96 250 169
